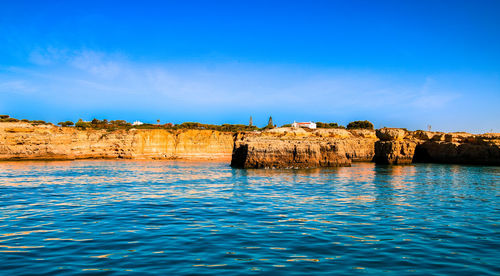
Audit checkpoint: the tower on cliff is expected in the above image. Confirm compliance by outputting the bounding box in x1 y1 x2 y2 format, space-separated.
249 116 253 126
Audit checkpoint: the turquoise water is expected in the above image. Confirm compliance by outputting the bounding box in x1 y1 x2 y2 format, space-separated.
0 161 498 275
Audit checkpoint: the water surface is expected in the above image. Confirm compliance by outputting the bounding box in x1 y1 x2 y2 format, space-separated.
0 161 498 275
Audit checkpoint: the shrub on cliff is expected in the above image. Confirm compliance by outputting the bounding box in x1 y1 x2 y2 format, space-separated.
346 120 374 130
0 115 9 119
316 122 344 129
110 120 131 127
261 125 275 130
90 118 117 129
0 117 19 122
58 121 74 127
30 120 49 125
133 124 157 129
75 119 91 129
171 122 258 132
219 124 258 132
177 122 203 129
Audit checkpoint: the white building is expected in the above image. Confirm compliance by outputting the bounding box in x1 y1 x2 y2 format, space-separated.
292 121 316 129
132 121 144 126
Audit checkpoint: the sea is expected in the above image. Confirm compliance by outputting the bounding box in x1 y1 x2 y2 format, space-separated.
0 161 498 275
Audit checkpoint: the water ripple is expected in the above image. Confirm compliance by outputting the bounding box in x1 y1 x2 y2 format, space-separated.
0 161 498 274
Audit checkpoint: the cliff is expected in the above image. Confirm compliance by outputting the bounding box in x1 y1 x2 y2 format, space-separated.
231 128 377 168
0 122 234 161
2 122 498 167
374 128 500 165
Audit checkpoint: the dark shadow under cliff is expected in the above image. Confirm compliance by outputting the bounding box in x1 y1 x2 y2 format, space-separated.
230 144 248 168
413 141 500 166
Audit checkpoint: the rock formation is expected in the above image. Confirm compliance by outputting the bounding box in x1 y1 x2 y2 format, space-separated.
231 128 377 168
0 122 234 161
373 128 418 164
1 122 498 167
374 128 500 165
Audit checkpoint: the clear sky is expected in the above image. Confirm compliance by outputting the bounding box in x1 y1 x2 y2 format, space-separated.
1 0 499 132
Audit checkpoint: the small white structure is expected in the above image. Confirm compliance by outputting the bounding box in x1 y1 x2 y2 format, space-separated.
292 121 316 129
132 121 144 126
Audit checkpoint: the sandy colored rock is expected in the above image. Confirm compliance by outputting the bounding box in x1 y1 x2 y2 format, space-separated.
374 140 418 164
374 128 500 165
410 130 444 141
376 128 407 141
231 128 377 168
0 122 234 161
2 122 498 166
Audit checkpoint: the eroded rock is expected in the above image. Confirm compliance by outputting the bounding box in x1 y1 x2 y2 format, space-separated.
374 140 418 164
376 128 407 141
374 128 500 165
0 122 234 161
231 128 377 168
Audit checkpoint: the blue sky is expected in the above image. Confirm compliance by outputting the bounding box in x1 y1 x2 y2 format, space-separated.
0 0 499 132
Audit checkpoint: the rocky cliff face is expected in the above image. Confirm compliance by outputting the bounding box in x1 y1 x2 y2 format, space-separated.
3 122 498 167
231 128 377 168
0 122 234 160
374 128 500 165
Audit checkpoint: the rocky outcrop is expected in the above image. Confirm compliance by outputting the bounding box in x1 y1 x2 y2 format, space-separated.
374 140 418 164
231 128 377 168
373 128 418 164
374 128 500 165
0 122 234 161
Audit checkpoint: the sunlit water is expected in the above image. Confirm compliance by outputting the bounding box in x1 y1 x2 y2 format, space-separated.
0 161 498 275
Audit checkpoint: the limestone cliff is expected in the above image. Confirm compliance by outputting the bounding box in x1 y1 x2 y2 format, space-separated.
3 122 498 167
231 128 377 168
374 128 500 165
0 122 234 160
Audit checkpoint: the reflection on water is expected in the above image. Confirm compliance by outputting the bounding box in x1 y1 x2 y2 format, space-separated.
0 161 498 274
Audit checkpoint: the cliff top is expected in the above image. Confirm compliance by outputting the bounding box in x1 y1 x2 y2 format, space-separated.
237 127 376 140
0 122 236 135
376 127 500 143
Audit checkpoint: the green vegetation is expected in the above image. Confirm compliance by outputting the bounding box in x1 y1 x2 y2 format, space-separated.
58 121 74 127
0 117 19 122
316 122 345 129
0 115 376 132
71 118 259 132
346 120 374 130
0 115 55 125
75 119 91 129
31 120 48 125
262 116 275 130
75 119 130 130
169 122 259 132
3 115 374 133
